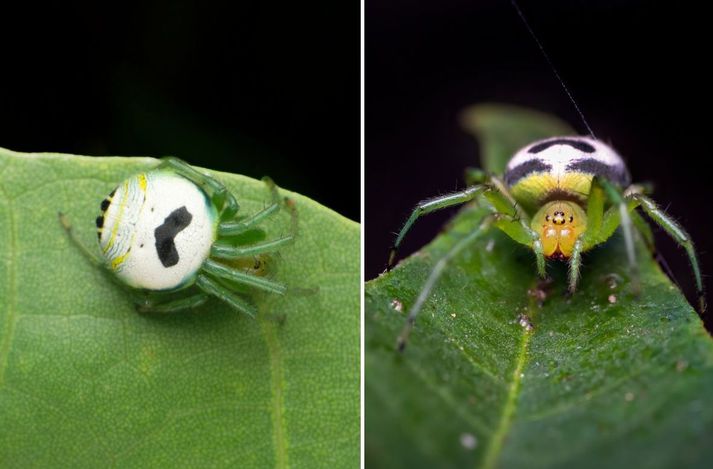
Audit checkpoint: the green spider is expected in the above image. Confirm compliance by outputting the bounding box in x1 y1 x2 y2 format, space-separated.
388 136 705 350
60 157 296 316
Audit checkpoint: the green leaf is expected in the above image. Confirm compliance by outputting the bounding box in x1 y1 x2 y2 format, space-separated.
366 105 713 469
0 148 359 468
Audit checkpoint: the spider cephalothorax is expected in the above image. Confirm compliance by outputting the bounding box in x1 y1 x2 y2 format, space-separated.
389 135 704 350
534 201 586 259
61 157 296 316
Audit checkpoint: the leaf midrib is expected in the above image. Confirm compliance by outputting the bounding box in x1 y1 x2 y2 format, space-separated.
481 315 531 469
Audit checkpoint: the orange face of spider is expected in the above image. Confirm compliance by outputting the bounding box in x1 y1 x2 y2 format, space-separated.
532 201 587 259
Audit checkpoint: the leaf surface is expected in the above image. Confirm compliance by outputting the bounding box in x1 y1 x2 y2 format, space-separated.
366 105 713 469
0 148 359 468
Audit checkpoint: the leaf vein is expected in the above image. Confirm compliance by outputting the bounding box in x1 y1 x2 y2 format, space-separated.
261 319 289 469
481 304 533 469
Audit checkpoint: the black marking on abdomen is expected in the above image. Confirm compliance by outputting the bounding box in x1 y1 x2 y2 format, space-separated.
504 160 551 186
528 138 596 154
154 206 193 268
542 188 587 205
96 216 104 228
566 158 631 186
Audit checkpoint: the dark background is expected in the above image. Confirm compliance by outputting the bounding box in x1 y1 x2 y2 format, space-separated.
366 0 712 331
0 1 359 221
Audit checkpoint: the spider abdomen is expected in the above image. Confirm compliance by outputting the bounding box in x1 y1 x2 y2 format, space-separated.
97 170 219 291
504 136 630 212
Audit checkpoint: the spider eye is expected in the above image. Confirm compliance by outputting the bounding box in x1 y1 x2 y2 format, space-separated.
569 215 574 223
545 215 551 221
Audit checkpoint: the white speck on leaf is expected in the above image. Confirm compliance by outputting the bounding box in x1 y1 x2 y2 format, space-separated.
460 433 478 450
518 314 534 331
485 238 495 252
391 299 403 312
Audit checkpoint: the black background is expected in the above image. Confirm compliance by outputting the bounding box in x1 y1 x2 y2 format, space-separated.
366 0 712 331
0 1 359 221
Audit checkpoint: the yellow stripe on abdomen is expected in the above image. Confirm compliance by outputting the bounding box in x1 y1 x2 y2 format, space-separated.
510 171 594 211
103 180 130 254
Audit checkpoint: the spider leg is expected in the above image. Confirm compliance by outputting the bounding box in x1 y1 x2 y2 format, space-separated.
397 214 495 352
388 185 487 270
211 237 293 259
262 176 299 238
483 176 546 277
629 209 655 252
262 176 282 204
598 178 640 295
568 176 606 292
631 194 706 313
202 259 287 295
136 292 209 314
59 211 137 294
219 176 297 239
196 274 258 317
58 212 103 267
219 203 280 236
158 157 239 219
218 185 296 258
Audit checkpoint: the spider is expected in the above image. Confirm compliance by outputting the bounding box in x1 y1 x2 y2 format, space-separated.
59 157 296 316
388 135 705 350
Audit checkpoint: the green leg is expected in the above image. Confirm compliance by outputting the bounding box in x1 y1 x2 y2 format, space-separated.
397 215 495 352
584 197 639 249
60 211 138 296
58 212 103 267
136 292 209 314
159 157 239 219
218 176 291 236
490 213 546 277
203 259 287 295
211 236 294 259
486 176 528 219
599 179 640 294
629 207 685 288
219 203 280 236
263 177 299 238
570 182 642 294
388 185 486 270
219 180 296 254
568 237 585 293
483 179 545 277
196 274 258 318
630 209 655 252
262 176 281 204
633 194 706 313
281 186 299 239
584 177 605 239
569 177 607 292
